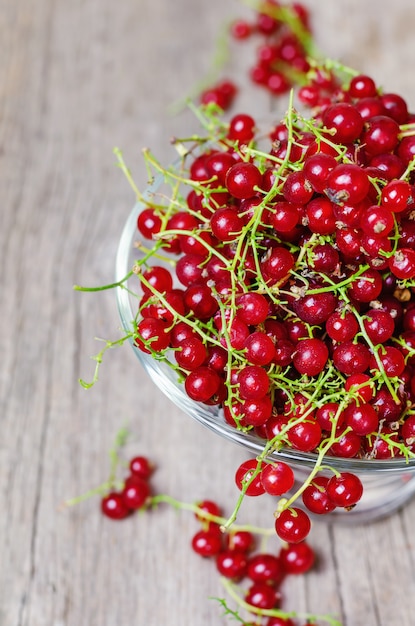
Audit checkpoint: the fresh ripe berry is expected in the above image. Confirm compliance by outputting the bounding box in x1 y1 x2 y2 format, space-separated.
325 163 370 204
292 338 329 376
343 402 379 436
275 507 311 543
228 113 256 143
225 162 262 199
260 461 295 496
326 472 363 508
322 102 364 144
388 248 415 279
280 541 315 574
361 115 400 155
238 365 270 399
137 207 162 239
247 553 284 585
287 419 322 452
215 549 248 582
236 292 270 324
349 74 377 98
101 492 131 520
302 476 336 515
184 366 221 402
191 529 222 557
134 318 171 353
332 341 371 375
235 459 265 496
129 456 153 479
293 291 337 324
245 582 281 610
122 476 151 510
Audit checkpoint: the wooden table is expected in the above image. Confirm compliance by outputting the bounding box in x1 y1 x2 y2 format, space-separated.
2 1 415 625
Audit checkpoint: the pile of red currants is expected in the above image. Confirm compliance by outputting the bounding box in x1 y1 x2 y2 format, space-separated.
132 61 415 541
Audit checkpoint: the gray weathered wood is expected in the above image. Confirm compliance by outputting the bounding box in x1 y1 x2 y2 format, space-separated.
1 1 415 625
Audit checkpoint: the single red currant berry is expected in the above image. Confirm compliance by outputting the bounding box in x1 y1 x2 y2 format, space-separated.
388 248 415 279
137 207 162 239
279 541 315 575
344 373 375 402
247 553 284 585
292 338 329 376
184 366 221 402
129 456 153 480
326 310 359 342
225 162 262 199
349 74 377 98
322 102 364 144
238 365 270 399
361 115 400 155
381 179 414 213
332 341 371 375
134 318 171 353
216 550 248 580
347 268 383 302
283 170 314 205
325 163 370 204
293 291 338 325
210 207 244 242
235 459 265 496
101 492 130 520
228 113 256 143
122 476 151 510
326 472 363 508
343 402 379 436
236 292 270 325
260 461 295 496
191 529 222 557
244 331 276 366
245 582 281 610
287 419 322 452
275 507 311 543
302 476 336 515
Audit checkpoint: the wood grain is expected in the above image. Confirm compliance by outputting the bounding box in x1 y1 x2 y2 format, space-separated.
1 1 415 625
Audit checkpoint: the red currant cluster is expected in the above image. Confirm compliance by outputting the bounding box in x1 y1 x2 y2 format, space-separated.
191 498 316 625
235 458 363 541
130 66 415 542
200 0 313 110
100 455 153 520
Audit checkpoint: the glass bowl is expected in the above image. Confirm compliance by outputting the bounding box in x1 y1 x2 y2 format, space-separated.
115 176 415 524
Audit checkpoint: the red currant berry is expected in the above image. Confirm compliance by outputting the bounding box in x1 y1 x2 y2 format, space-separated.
302 476 336 515
247 553 284 585
326 472 363 508
260 461 295 496
235 459 265 496
122 476 151 510
101 492 130 520
129 456 153 480
292 338 329 376
275 507 311 543
191 529 222 557
216 550 248 580
279 541 315 575
184 366 221 402
225 162 262 199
